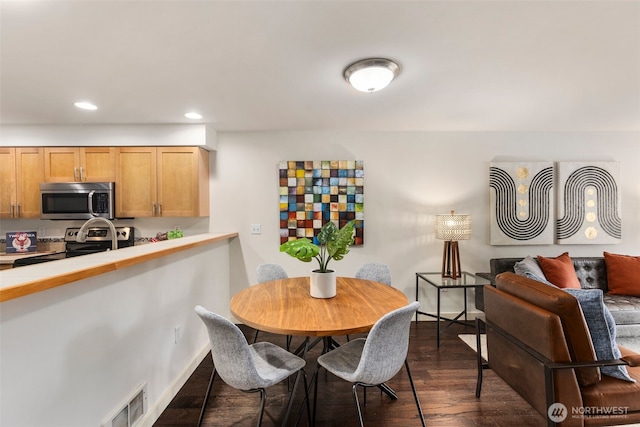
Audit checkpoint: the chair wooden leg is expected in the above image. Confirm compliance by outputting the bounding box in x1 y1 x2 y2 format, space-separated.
404 359 426 427
198 368 217 427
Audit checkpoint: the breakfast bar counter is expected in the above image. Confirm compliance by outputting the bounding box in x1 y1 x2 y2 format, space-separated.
0 232 238 303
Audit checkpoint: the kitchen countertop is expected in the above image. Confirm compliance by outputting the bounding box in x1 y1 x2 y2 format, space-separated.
0 232 238 303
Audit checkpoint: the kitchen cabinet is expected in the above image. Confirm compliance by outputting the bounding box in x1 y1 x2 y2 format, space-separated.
44 147 114 182
0 147 44 218
115 147 209 217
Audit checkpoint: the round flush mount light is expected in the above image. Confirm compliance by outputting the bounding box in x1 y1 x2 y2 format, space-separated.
343 58 400 93
184 112 203 120
74 101 98 110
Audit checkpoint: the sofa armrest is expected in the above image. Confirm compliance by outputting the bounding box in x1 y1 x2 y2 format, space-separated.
474 273 496 312
476 272 496 284
622 355 640 367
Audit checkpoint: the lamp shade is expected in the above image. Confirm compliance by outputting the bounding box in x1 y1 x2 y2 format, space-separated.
435 212 471 241
344 58 399 93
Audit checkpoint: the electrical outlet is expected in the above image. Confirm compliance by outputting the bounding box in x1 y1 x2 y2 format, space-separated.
250 224 262 235
174 326 182 344
38 227 46 237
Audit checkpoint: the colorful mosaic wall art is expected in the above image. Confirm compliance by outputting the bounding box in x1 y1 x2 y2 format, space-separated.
279 160 364 245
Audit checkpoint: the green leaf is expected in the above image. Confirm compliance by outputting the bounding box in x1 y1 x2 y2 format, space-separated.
316 221 337 245
279 238 319 262
327 220 355 261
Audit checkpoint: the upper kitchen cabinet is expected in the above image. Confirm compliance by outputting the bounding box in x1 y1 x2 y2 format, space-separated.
0 147 44 218
44 147 115 182
115 147 209 217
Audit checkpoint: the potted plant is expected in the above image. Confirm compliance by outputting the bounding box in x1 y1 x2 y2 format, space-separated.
280 220 355 298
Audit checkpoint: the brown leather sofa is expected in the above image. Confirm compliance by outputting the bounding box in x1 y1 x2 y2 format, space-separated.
477 272 640 427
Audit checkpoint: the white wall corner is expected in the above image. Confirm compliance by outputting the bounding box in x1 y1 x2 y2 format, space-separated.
204 125 218 151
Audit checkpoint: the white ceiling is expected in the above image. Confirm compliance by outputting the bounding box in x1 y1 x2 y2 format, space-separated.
1 0 639 132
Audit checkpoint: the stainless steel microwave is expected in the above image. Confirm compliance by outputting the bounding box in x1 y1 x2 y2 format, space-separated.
40 182 115 220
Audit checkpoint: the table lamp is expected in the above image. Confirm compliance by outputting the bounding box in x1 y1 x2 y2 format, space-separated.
435 211 471 279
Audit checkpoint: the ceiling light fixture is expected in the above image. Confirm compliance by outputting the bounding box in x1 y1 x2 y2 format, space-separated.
74 101 97 110
343 58 400 93
184 112 203 120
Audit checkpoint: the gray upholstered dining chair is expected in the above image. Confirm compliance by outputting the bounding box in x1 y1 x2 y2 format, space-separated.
254 263 290 344
257 263 289 283
194 305 309 427
355 262 392 286
349 262 393 342
313 301 425 427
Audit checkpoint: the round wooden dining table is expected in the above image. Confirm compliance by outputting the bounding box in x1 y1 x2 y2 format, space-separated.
230 276 409 337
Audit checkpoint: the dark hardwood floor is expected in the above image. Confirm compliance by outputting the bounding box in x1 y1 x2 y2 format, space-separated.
153 321 545 426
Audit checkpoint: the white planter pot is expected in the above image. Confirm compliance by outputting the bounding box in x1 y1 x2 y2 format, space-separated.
310 270 336 298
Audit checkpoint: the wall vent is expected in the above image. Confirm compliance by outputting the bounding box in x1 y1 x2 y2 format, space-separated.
101 383 147 427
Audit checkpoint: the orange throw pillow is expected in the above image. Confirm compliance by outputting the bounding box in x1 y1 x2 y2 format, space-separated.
604 252 640 297
537 252 581 289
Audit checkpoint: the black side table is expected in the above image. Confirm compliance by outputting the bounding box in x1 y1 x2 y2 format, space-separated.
415 272 490 347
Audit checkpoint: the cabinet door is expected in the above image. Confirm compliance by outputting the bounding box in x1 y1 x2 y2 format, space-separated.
15 148 44 218
157 147 209 217
80 147 115 182
0 148 17 218
44 147 80 182
115 147 157 217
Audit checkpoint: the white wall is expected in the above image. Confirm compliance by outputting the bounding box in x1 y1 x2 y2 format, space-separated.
0 124 217 150
0 240 232 427
211 131 640 317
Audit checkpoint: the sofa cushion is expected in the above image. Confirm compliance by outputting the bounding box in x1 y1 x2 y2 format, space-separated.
572 257 607 290
514 256 547 280
538 252 581 289
495 272 601 386
603 294 640 325
604 252 640 297
581 347 640 413
564 289 635 382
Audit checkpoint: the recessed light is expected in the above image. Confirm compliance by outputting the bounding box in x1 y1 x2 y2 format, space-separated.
184 112 203 120
74 101 98 110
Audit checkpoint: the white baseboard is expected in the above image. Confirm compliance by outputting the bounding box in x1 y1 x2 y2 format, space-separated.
138 343 211 427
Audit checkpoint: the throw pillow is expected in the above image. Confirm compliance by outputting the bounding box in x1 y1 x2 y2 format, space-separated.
564 288 635 382
537 253 581 289
604 252 640 297
514 256 548 280
522 271 558 288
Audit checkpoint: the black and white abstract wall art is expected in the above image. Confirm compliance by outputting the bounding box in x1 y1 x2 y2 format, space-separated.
556 161 621 245
490 162 554 245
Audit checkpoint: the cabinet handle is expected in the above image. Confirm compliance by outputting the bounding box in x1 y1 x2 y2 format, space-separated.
79 167 84 182
158 204 162 216
16 204 21 218
74 167 78 181
152 203 156 216
10 204 15 218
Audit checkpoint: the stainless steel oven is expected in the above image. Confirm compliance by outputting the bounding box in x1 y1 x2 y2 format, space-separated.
40 182 115 220
12 226 134 267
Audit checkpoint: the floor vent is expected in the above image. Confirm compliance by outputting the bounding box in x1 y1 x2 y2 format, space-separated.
102 383 147 427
